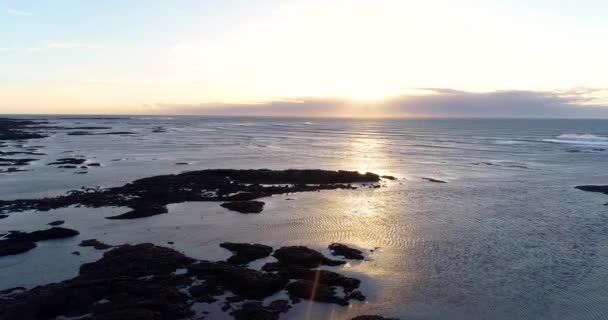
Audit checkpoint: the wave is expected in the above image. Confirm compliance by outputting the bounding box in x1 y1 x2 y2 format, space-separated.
543 134 608 146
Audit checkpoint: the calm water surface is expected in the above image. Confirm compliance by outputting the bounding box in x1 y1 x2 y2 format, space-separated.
1 117 608 319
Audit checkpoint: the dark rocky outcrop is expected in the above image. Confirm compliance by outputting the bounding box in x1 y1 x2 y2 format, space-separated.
0 158 37 166
5 227 79 242
79 239 112 250
221 201 265 213
47 220 65 226
0 169 380 215
0 244 195 320
231 300 290 320
187 261 288 300
286 280 349 305
272 246 344 268
48 158 86 166
381 175 397 180
106 203 168 220
422 177 447 183
0 243 370 319
0 118 48 141
328 243 364 260
0 227 79 257
220 242 273 265
576 185 608 195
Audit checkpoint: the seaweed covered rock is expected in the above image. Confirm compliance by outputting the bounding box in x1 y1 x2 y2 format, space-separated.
187 261 288 300
221 201 265 214
273 246 344 268
0 227 79 257
220 242 273 265
329 243 364 260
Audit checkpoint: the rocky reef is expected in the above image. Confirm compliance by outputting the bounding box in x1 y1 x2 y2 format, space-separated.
0 169 380 217
0 242 394 320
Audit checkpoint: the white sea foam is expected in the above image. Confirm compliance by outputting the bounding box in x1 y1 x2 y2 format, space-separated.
543 134 608 146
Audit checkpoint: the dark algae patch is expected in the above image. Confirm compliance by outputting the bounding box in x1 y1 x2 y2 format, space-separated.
0 169 380 215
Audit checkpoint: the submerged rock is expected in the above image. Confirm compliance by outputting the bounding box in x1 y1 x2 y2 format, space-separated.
5 227 79 242
48 220 65 226
328 243 364 260
422 177 447 183
273 246 344 268
287 280 349 305
79 239 112 250
221 200 265 214
576 185 608 195
220 242 273 265
48 158 86 166
0 227 79 257
106 203 168 220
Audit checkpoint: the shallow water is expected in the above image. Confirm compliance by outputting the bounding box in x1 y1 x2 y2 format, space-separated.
1 116 608 319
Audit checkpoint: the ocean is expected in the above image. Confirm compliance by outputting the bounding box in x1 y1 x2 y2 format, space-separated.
1 116 608 319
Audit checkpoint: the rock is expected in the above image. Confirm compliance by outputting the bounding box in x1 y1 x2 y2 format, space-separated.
0 227 79 257
348 290 366 301
79 243 195 279
576 185 608 195
286 280 348 305
262 263 360 293
48 220 65 226
0 214 8 219
0 158 37 166
88 163 101 167
106 203 168 220
273 246 344 268
79 239 112 250
0 118 48 141
5 227 79 242
221 201 265 214
175 162 188 165
220 242 273 265
48 158 86 165
351 316 400 320
329 243 364 260
226 191 264 201
0 241 37 257
187 261 288 299
381 175 396 180
422 177 447 183
58 165 78 169
0 169 379 216
230 300 290 320
71 251 80 255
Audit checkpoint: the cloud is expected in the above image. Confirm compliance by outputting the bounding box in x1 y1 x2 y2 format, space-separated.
156 88 608 118
7 8 32 16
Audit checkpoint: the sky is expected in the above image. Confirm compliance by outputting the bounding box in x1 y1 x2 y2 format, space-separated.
1 0 608 117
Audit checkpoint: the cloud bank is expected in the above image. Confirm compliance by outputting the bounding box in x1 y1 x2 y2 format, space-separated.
159 88 608 118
